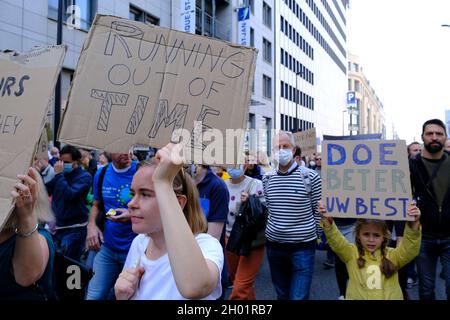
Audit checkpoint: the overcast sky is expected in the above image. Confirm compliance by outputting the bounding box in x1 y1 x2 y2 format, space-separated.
347 0 450 143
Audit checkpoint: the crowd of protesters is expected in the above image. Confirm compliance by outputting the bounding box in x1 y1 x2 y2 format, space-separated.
1 118 449 301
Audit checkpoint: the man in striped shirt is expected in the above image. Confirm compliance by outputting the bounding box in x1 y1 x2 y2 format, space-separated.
262 131 322 300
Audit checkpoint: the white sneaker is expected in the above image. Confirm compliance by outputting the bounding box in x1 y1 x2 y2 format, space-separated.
338 295 345 300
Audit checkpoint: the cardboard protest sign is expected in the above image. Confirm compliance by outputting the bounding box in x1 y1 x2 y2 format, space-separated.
322 140 413 221
0 45 66 229
293 128 317 158
34 127 50 160
59 14 257 164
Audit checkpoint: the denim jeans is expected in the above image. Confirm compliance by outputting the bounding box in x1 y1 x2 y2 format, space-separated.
266 242 315 300
82 250 98 271
86 245 129 300
53 227 87 261
416 238 450 300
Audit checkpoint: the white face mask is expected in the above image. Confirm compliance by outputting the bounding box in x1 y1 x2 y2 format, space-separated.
275 148 293 166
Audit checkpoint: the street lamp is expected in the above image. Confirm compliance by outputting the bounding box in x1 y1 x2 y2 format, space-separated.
294 71 303 132
342 109 348 135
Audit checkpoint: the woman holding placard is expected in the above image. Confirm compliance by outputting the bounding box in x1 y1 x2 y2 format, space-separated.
0 168 55 300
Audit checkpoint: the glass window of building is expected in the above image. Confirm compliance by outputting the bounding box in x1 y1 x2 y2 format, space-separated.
130 5 159 25
250 28 255 47
263 38 272 64
355 80 361 93
247 0 254 14
263 2 271 29
263 75 272 99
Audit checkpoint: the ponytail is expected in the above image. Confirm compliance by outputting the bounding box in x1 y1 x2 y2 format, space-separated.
356 244 366 269
379 240 397 278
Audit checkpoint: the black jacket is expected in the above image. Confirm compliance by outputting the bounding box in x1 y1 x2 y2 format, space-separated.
409 151 450 239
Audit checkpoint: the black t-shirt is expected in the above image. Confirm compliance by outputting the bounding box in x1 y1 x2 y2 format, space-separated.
0 228 55 300
422 153 450 207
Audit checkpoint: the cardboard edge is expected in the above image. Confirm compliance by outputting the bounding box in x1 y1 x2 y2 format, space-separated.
0 45 66 232
236 50 258 163
93 14 259 54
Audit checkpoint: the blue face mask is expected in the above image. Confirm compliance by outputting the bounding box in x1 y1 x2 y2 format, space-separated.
63 163 74 174
228 166 244 180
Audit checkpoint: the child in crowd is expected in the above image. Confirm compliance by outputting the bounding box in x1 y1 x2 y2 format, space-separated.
114 144 223 300
317 201 421 300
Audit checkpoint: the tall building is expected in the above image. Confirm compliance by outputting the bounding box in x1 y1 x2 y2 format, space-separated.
1 0 275 152
275 0 349 144
347 52 386 138
230 0 275 155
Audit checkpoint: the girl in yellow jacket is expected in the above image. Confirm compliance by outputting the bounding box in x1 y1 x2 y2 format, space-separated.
317 201 421 300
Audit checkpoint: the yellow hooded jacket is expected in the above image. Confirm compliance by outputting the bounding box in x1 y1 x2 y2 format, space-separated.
322 222 421 300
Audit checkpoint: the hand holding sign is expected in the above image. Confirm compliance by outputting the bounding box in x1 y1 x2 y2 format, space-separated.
406 202 421 230
11 168 38 220
317 200 333 228
153 143 186 186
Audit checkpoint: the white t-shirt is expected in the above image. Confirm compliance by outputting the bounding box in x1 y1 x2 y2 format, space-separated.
225 176 264 237
123 233 223 300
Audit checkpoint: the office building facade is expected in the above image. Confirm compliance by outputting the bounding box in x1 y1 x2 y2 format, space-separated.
347 52 386 138
275 0 349 144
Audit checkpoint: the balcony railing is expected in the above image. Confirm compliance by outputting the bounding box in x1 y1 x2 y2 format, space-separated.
195 7 230 41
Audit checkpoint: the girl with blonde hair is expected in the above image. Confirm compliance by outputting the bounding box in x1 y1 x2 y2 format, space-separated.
317 201 421 300
114 144 223 300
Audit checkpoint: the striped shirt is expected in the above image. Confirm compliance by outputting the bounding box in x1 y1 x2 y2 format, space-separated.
262 163 322 243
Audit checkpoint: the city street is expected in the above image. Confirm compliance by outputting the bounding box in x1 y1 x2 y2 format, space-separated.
225 249 446 300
